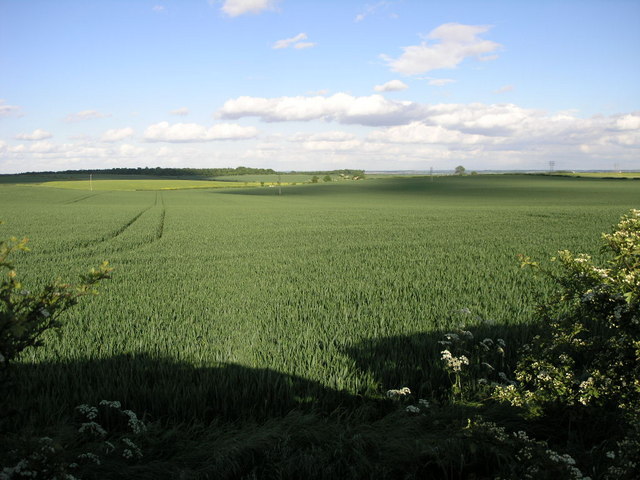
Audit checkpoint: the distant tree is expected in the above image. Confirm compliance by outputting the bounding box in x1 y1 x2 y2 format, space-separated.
323 175 332 182
454 165 466 176
311 175 320 184
470 171 478 176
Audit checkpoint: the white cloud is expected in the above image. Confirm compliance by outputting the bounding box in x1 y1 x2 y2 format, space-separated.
217 94 640 165
152 5 166 13
101 127 135 142
170 107 190 116
15 129 53 141
28 141 58 154
292 131 357 142
217 93 426 126
355 1 395 22
221 0 278 17
307 89 329 96
374 80 408 92
273 33 315 49
494 85 514 94
427 78 456 87
3 101 639 173
615 113 640 130
368 122 490 145
0 100 23 117
118 144 145 156
294 42 316 50
382 23 502 75
291 131 361 151
64 110 110 122
143 121 259 142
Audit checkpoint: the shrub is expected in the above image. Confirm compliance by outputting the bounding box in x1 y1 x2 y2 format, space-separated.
0 231 111 372
494 209 640 418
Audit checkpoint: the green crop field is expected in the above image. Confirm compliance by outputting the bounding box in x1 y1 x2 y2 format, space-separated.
1 174 639 430
554 171 640 179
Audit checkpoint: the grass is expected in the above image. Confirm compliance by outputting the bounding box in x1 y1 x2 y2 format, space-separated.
1 174 639 477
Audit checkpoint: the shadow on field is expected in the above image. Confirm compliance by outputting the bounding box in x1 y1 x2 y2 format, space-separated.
343 321 538 401
217 174 628 205
3 323 538 432
3 355 360 429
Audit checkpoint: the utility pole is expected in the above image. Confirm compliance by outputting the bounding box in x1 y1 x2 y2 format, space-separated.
549 161 555 173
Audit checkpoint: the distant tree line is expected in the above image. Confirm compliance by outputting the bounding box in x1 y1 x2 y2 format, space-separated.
23 166 278 178
18 167 366 178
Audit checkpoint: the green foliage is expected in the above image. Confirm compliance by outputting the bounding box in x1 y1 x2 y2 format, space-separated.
0 233 111 371
454 165 466 175
438 315 508 401
1 400 147 480
310 175 320 183
494 209 640 418
322 175 332 182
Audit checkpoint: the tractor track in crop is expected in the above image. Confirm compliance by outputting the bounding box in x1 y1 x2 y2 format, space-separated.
65 192 102 204
155 192 166 241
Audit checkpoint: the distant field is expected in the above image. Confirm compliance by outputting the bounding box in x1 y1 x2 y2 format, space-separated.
1 174 639 428
0 173 343 190
211 173 347 183
555 171 640 179
26 179 263 191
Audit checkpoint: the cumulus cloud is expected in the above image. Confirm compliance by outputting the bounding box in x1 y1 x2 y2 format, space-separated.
374 80 408 92
0 100 23 117
64 110 111 122
28 141 58 154
382 23 502 75
217 93 427 126
273 33 315 49
291 131 357 142
427 78 456 87
368 122 490 145
118 143 145 156
290 131 361 152
294 42 316 50
217 93 640 164
143 121 258 142
170 107 190 116
221 0 278 17
15 129 53 141
101 127 135 142
615 113 640 130
494 84 514 94
152 5 166 13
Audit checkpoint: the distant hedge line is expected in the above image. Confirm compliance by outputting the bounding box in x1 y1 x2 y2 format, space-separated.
19 167 366 178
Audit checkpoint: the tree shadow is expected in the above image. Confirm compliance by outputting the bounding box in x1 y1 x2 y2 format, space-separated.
342 321 538 400
3 321 538 433
2 353 369 431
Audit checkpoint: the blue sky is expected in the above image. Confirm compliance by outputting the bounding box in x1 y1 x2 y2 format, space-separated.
1 0 638 173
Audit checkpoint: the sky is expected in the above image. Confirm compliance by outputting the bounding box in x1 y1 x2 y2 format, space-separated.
1 0 639 174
